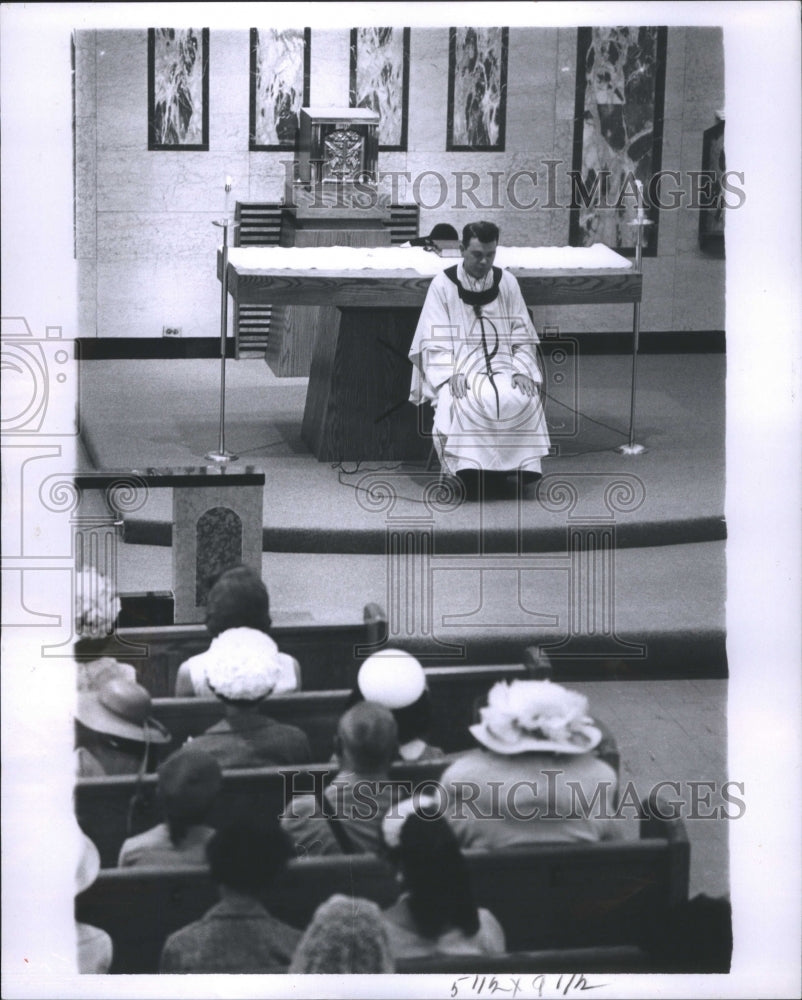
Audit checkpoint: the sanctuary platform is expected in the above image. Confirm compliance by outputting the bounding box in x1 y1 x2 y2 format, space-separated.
78 349 727 679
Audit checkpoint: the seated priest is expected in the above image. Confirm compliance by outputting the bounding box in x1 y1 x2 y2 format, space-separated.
408 220 551 500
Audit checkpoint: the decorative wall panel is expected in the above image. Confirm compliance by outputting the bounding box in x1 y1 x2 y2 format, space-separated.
250 28 310 151
349 27 410 151
569 27 667 256
447 27 508 151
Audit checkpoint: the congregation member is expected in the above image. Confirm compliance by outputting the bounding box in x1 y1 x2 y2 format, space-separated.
75 677 171 777
349 649 444 762
380 808 505 960
174 564 300 697
289 895 395 974
439 679 620 848
74 565 137 692
408 220 550 500
159 822 300 973
75 825 113 974
117 747 222 868
281 702 399 857
185 633 311 768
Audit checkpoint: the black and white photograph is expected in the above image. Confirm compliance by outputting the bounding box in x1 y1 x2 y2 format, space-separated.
1 2 800 999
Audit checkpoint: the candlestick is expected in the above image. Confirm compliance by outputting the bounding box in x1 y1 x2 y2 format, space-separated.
224 175 233 219
635 180 645 222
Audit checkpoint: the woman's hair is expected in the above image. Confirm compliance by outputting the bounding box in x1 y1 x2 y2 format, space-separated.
206 821 291 895
158 748 222 847
288 895 394 974
397 813 480 939
204 565 272 638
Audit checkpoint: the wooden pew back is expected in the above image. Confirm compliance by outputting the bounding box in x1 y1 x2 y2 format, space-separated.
114 602 387 695
76 760 450 869
148 663 533 758
76 815 689 974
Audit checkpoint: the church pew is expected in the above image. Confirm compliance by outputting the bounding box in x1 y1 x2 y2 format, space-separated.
148 662 536 758
112 601 388 696
75 803 689 973
75 759 451 869
394 946 651 973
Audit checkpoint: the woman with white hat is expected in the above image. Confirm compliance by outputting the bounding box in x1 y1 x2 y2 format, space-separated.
352 649 444 762
185 628 311 768
439 679 621 849
174 565 300 698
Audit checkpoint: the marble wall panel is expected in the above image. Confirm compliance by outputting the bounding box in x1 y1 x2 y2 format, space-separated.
649 116 683 256
95 29 148 152
672 257 725 331
96 149 251 213
638 256 677 331
247 153 291 203
74 113 97 260
96 212 225 261
554 28 578 121
73 30 97 120
548 121 577 246
209 30 249 152
682 28 724 129
97 257 220 338
77 258 97 338
407 28 450 153
675 128 712 257
506 29 559 157
308 30 350 107
662 28 687 123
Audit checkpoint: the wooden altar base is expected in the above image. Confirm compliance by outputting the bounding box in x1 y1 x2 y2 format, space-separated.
302 306 433 462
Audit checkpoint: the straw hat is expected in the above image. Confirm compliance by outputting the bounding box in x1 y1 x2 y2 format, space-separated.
357 649 426 710
470 679 601 755
75 677 171 744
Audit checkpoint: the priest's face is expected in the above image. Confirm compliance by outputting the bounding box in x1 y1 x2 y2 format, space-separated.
461 238 497 280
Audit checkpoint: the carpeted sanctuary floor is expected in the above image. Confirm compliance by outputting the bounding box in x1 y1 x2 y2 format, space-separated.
77 352 728 677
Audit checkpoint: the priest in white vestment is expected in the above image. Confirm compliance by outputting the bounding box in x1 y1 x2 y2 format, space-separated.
408 221 550 499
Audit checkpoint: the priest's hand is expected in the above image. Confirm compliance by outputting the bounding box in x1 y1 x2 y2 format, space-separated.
449 372 468 398
512 373 536 397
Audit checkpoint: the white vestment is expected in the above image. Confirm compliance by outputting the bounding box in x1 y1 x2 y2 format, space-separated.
409 262 551 475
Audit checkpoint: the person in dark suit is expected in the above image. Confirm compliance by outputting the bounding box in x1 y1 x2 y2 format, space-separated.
159 822 300 973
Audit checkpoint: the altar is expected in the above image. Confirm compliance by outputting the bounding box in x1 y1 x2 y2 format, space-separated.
219 245 641 462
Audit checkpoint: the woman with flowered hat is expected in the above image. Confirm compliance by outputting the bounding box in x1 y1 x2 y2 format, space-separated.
184 627 311 768
73 565 137 693
439 679 621 848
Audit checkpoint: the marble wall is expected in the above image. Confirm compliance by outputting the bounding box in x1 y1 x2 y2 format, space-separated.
75 26 724 339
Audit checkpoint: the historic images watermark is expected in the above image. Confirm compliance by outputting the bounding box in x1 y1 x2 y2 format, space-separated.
280 159 746 213
280 771 746 823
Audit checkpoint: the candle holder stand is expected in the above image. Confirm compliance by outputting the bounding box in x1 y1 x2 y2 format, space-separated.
617 215 653 457
206 217 241 464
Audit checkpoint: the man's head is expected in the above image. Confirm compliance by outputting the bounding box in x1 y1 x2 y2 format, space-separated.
335 701 398 776
460 221 500 280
